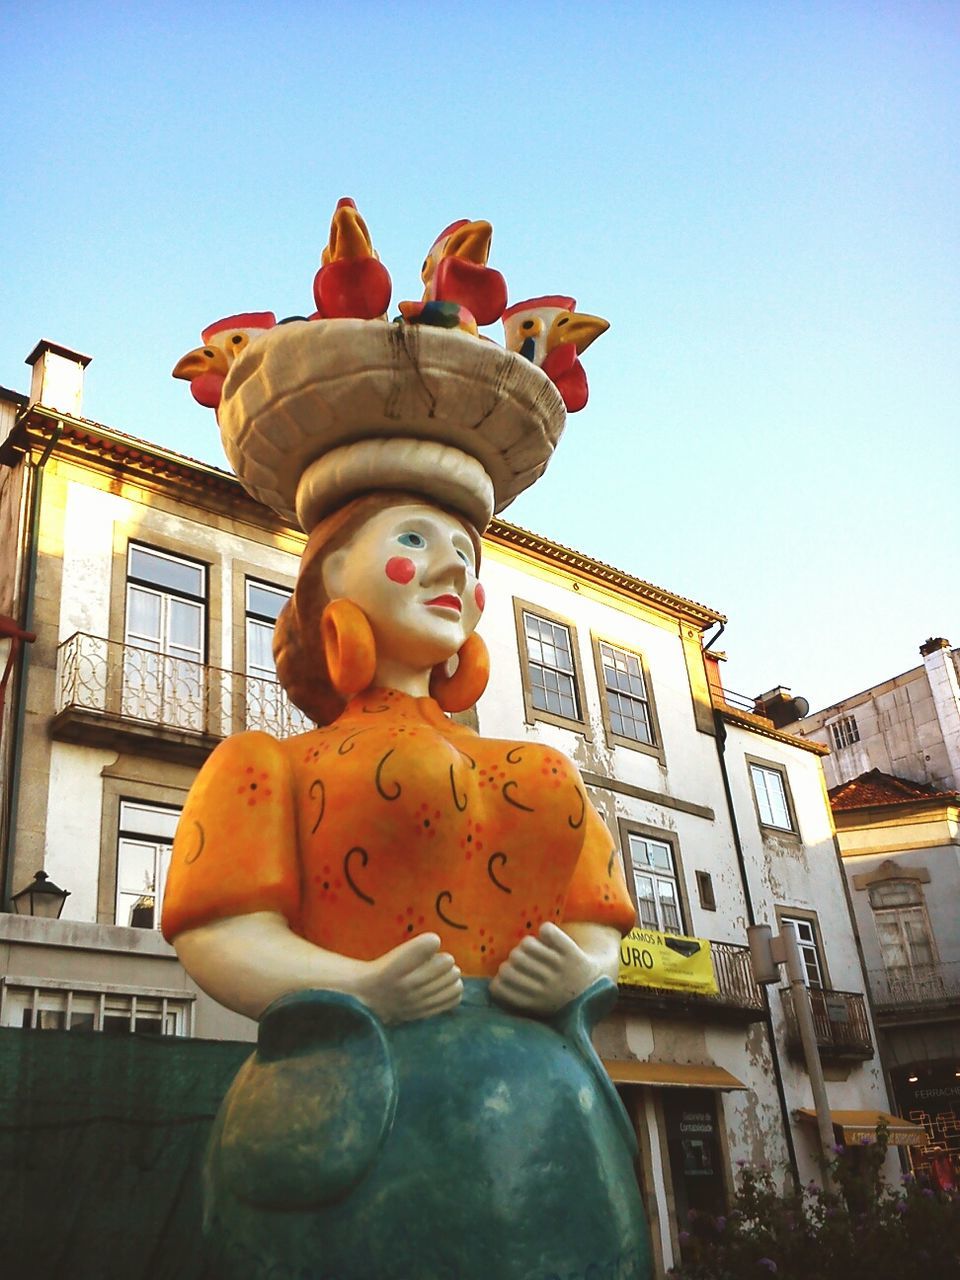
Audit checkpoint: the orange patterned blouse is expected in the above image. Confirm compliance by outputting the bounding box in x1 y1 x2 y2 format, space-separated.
162 687 635 977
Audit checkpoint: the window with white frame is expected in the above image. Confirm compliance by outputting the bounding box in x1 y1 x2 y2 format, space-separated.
1 981 190 1035
124 544 207 731
245 578 288 681
869 881 937 973
749 762 795 832
829 715 860 751
780 915 825 988
243 578 310 735
115 799 180 930
626 833 683 934
522 610 581 722
598 641 655 746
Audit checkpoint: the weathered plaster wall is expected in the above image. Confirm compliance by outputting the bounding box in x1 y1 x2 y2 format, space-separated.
45 740 114 922
721 722 892 1185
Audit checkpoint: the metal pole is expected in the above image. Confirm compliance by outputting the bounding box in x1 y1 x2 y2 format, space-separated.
778 927 836 1183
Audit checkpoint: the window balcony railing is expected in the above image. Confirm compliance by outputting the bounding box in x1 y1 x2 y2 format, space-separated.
708 940 767 1012
867 962 960 1011
54 632 311 745
779 985 873 1061
619 940 765 1019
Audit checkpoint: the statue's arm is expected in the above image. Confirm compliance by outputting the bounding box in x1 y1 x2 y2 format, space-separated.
173 910 462 1025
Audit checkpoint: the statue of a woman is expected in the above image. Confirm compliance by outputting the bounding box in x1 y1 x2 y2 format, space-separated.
163 312 652 1279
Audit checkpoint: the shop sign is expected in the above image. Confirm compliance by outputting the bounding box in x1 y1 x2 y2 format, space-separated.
678 1110 717 1176
618 928 719 995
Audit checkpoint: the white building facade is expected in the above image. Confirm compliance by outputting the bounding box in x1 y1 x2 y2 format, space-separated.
0 342 896 1276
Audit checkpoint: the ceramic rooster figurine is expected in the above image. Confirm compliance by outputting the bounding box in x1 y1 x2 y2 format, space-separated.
172 312 277 410
312 197 392 320
502 296 609 413
418 219 508 327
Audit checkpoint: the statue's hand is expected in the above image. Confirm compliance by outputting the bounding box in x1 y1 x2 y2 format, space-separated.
357 932 463 1025
490 922 601 1016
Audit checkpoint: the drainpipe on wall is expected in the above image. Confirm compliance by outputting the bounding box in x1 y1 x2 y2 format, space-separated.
713 710 801 1188
826 810 905 1170
0 619 36 730
703 621 725 652
1 418 62 910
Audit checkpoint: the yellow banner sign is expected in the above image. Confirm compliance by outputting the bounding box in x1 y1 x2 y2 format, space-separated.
618 928 718 995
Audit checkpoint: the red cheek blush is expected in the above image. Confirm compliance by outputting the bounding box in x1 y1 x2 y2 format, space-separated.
385 556 416 584
474 583 486 611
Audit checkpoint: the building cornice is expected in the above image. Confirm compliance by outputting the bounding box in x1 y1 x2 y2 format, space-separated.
2 407 725 630
485 522 724 630
1 406 304 541
715 704 831 756
833 797 960 828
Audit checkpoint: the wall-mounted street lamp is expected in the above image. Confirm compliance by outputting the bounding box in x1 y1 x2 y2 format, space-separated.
11 870 70 919
748 922 836 1182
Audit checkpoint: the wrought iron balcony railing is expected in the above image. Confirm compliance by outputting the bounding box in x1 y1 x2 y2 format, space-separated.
619 939 765 1016
867 962 960 1010
779 985 873 1060
708 940 766 1011
55 632 312 741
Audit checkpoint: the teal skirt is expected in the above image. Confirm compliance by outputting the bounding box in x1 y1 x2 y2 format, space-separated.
205 978 652 1280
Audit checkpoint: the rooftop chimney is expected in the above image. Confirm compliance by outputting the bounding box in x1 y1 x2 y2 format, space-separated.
919 637 950 657
919 637 960 790
755 686 810 728
25 340 91 417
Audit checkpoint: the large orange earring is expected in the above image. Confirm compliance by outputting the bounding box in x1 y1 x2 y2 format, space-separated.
429 633 490 712
321 600 377 698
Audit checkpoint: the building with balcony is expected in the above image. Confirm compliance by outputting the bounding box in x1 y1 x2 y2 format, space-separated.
827 768 960 1188
0 341 896 1275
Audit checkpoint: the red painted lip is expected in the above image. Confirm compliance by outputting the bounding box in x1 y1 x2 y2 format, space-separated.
425 594 462 614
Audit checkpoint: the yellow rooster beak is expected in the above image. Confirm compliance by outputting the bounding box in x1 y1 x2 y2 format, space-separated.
322 203 375 265
546 311 610 355
440 219 493 267
172 345 228 381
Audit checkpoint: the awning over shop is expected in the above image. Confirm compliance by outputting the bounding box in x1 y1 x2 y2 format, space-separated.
603 1059 748 1091
796 1108 927 1147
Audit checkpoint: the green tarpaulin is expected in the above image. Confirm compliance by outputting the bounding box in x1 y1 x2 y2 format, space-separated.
0 1028 250 1280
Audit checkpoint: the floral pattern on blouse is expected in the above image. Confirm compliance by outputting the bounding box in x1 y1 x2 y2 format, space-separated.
162 688 635 977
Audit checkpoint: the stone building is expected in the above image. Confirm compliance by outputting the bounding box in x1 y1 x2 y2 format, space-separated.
0 341 900 1275
786 646 960 1189
789 638 960 794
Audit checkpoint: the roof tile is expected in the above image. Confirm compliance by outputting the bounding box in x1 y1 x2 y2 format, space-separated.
829 768 959 810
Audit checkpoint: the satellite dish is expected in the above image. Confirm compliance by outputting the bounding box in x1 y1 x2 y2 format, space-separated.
792 696 810 720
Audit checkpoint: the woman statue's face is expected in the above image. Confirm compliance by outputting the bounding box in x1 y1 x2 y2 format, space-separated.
322 503 486 672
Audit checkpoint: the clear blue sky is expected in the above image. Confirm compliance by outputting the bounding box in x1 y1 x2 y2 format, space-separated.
3 2 957 711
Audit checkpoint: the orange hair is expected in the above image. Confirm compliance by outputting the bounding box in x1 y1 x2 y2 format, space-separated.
274 491 483 726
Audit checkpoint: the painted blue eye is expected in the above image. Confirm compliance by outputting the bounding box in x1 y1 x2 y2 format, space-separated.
397 532 427 549
455 548 471 566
